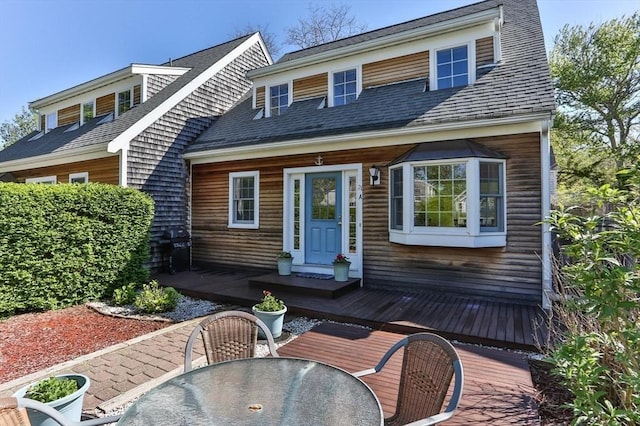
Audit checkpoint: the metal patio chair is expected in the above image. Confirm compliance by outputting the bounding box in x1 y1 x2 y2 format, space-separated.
353 333 464 426
184 310 279 372
0 396 120 426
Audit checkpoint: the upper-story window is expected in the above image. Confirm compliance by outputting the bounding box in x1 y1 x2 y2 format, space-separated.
118 90 132 115
269 84 289 116
46 113 57 131
82 101 94 124
436 45 468 89
333 69 357 106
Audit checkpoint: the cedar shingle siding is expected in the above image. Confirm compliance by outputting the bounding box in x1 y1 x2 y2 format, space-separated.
127 42 270 269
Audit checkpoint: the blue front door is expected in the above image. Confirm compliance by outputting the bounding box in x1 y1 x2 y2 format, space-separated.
305 172 342 264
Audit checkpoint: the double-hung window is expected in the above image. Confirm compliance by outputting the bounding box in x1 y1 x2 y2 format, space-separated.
229 171 259 229
332 69 357 106
82 101 94 124
118 90 132 115
269 84 289 116
389 140 506 248
436 45 469 89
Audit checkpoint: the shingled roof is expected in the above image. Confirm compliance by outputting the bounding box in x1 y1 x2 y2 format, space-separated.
187 0 554 154
0 35 253 164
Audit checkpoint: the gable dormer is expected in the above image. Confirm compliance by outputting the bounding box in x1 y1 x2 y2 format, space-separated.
248 4 502 118
32 64 190 133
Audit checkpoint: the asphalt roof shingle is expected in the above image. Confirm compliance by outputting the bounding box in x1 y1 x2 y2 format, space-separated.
187 0 554 155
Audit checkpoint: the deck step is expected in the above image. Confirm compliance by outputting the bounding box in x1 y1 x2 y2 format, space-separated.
248 273 360 299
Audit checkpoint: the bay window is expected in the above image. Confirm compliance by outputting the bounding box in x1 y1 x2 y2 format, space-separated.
389 140 506 248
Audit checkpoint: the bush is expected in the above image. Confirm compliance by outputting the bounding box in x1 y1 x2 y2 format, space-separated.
112 283 138 306
134 280 179 314
545 162 640 424
0 183 154 317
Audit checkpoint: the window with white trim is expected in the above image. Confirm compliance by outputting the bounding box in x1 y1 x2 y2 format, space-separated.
46 113 57 131
269 83 289 116
82 101 94 124
436 45 469 89
118 90 132 115
229 171 259 229
25 175 57 184
332 69 357 106
389 141 506 248
69 172 89 184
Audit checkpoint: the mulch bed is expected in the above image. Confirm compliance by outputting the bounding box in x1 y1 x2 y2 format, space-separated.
0 305 169 384
529 359 575 425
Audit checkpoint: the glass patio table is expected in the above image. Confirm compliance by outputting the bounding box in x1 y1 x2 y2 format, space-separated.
117 357 383 426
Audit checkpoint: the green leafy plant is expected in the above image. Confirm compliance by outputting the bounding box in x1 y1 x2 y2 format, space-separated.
112 283 138 306
134 280 179 314
277 251 292 259
253 290 285 312
544 161 640 424
332 253 350 264
25 376 78 403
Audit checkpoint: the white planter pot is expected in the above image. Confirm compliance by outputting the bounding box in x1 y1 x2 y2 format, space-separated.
252 305 287 338
333 262 351 282
13 374 90 426
277 258 293 276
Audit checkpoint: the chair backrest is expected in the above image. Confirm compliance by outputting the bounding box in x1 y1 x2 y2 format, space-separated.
184 310 279 372
0 396 121 426
0 397 31 426
388 333 464 426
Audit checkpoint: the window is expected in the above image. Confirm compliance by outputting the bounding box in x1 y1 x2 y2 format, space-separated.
269 84 289 116
389 141 506 248
46 113 57 131
82 101 94 124
333 69 357 106
69 172 89 184
118 90 131 115
229 171 259 228
436 45 468 89
25 175 57 184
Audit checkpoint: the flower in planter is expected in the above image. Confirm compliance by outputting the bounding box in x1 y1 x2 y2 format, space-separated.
277 251 293 259
254 290 285 312
333 253 350 264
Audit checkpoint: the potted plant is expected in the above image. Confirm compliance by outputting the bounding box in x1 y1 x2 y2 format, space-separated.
332 253 351 282
252 290 287 338
276 251 294 276
13 374 90 426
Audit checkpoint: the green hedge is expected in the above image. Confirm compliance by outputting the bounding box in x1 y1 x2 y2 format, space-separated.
0 183 154 317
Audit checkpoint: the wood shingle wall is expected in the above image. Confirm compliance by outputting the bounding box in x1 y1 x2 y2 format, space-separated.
191 133 543 304
10 156 119 184
128 42 271 270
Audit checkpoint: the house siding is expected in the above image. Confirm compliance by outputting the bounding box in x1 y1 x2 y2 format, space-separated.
191 132 543 304
147 75 179 98
255 86 265 109
127 42 270 270
476 36 494 67
58 104 80 126
362 51 429 88
293 73 328 101
10 156 120 184
96 93 115 116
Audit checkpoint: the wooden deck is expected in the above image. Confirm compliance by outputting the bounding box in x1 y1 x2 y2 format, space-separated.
157 266 548 351
278 322 540 424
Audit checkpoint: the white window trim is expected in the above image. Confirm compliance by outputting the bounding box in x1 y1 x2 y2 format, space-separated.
388 157 506 248
26 175 57 184
328 65 362 107
228 171 260 229
81 100 96 125
116 87 133 118
46 112 57 132
265 81 291 118
429 41 476 91
69 172 89 183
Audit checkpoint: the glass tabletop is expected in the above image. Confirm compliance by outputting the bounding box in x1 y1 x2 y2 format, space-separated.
117 357 383 426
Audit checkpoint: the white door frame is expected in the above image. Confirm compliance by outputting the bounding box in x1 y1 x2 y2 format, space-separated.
283 163 363 278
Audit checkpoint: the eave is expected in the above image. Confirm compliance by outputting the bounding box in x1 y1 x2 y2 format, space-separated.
0 143 111 173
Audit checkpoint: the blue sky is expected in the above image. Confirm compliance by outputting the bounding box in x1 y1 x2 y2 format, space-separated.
0 0 637 126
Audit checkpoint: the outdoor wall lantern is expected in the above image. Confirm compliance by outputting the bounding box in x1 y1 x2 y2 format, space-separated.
369 165 381 186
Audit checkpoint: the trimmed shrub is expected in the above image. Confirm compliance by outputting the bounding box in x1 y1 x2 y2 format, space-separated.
0 183 154 317
112 283 139 306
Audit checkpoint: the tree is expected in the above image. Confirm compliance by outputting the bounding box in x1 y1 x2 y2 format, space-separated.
550 13 640 180
286 3 367 49
0 106 37 149
233 23 281 59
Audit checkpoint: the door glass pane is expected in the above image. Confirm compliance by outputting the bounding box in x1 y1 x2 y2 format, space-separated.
312 177 336 220
293 179 301 250
348 176 356 254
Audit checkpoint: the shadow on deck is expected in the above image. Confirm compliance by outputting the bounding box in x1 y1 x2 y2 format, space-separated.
155 265 548 351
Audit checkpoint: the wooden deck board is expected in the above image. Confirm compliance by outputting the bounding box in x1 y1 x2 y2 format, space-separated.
277 322 539 425
157 267 548 350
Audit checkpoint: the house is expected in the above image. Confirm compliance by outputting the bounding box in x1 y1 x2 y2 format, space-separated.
184 0 556 307
0 34 272 269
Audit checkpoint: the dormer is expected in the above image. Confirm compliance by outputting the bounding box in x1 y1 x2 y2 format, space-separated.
31 64 190 133
248 5 502 118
